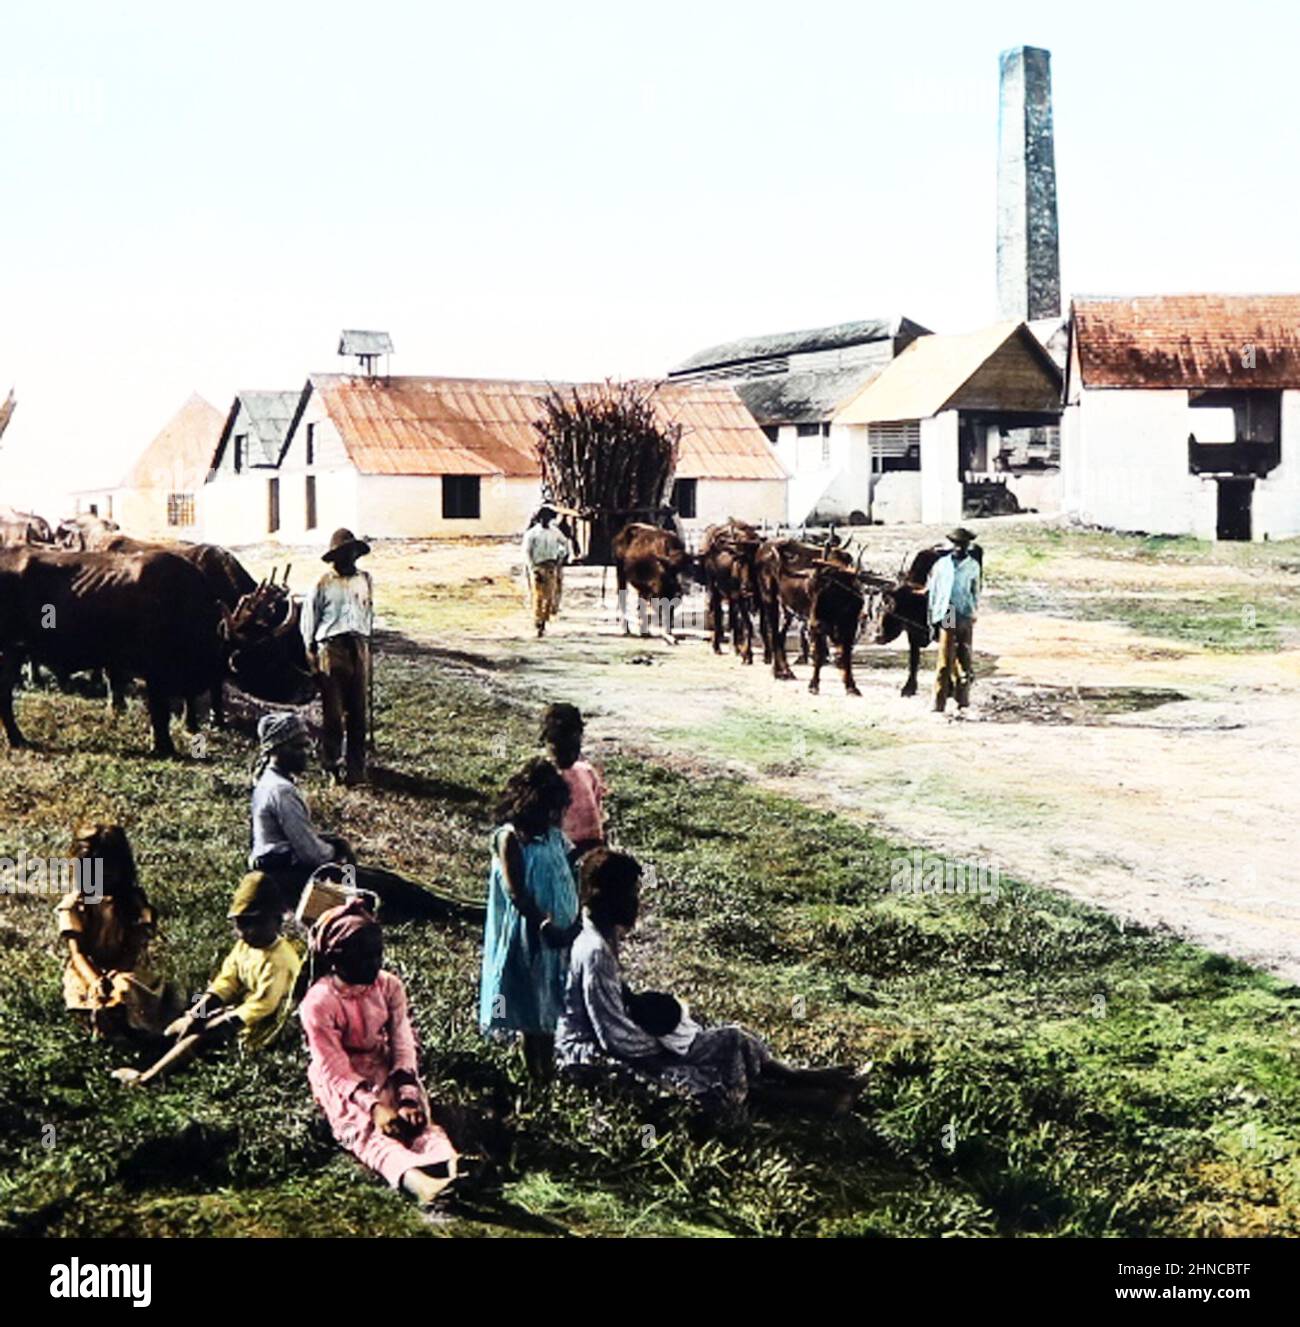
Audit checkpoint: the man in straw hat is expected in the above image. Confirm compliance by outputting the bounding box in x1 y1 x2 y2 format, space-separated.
301 528 374 784
522 505 572 638
926 527 982 714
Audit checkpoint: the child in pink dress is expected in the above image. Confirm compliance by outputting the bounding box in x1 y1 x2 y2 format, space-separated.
541 703 607 858
300 899 458 1206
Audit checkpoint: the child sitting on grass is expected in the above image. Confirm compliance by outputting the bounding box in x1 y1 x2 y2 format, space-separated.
540 703 607 860
57 823 173 1041
480 758 580 1081
300 898 459 1208
112 871 302 1086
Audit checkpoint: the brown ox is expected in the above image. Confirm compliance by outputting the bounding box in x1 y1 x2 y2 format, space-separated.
0 547 225 756
755 539 864 695
700 518 761 664
221 580 315 706
609 522 694 644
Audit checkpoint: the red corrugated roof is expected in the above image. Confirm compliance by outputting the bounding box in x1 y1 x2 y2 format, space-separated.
1073 295 1300 389
311 375 786 481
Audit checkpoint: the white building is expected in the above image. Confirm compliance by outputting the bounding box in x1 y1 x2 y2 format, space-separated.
833 322 1064 525
202 374 786 547
1062 296 1300 541
668 316 930 524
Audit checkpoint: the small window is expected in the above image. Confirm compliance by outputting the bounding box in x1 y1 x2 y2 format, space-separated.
305 475 317 530
234 434 246 472
442 475 481 519
671 478 698 519
167 493 195 527
306 422 315 466
761 425 779 444
796 422 821 437
268 477 280 533
87 503 98 517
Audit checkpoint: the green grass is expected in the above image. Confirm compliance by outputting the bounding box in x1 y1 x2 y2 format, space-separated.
980 523 1300 651
1 642 1298 1237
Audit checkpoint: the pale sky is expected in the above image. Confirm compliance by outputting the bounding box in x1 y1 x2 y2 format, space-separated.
3 0 1299 510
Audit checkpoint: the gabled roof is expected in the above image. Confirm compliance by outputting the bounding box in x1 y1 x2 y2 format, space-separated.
671 316 928 375
304 375 786 482
119 392 224 490
1070 295 1300 389
212 390 301 470
833 322 1062 425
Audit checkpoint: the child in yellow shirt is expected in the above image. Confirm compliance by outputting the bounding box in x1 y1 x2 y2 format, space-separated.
113 872 301 1086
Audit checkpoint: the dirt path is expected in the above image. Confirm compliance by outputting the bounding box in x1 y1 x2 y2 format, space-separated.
338 533 1300 983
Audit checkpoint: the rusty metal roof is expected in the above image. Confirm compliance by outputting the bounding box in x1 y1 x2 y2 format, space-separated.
1072 295 1300 389
310 376 786 482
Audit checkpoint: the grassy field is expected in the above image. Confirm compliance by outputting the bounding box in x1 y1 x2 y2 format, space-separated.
2 621 1298 1239
980 524 1300 651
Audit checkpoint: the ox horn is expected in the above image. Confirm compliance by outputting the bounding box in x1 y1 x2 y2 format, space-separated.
282 563 292 584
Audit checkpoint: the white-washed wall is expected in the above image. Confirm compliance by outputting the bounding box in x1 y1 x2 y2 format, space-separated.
920 411 962 525
684 478 787 532
1254 389 1300 541
354 474 539 537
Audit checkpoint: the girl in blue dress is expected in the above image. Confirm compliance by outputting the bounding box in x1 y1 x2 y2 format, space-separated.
479 758 580 1080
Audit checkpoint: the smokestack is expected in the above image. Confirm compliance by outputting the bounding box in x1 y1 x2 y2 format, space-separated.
997 45 1060 321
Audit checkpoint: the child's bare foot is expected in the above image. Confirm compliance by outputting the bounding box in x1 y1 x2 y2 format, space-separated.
111 1067 144 1087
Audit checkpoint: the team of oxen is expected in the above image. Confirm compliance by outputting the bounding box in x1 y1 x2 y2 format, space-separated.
0 507 312 756
610 519 945 698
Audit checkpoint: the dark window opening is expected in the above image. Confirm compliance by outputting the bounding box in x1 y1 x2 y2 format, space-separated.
267 477 280 534
305 475 317 530
442 475 481 519
796 422 822 437
761 425 779 444
306 422 315 466
1189 389 1282 476
671 478 698 519
234 434 246 472
167 493 195 526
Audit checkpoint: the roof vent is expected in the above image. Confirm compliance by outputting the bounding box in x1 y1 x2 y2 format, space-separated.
338 330 393 377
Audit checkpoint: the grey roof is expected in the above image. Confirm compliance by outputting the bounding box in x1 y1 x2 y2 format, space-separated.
734 363 893 426
211 389 303 472
670 316 928 375
338 329 394 356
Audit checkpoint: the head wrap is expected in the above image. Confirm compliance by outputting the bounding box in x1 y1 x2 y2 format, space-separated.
228 870 281 918
310 896 379 963
258 711 309 755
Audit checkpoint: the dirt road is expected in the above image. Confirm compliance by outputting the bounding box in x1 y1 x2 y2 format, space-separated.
301 529 1300 983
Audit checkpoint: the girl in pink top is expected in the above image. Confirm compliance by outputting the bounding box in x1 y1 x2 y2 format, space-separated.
542 703 607 857
300 900 458 1207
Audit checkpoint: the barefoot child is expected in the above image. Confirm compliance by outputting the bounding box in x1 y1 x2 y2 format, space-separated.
113 871 301 1086
540 703 607 860
300 899 459 1207
57 824 171 1040
479 758 580 1080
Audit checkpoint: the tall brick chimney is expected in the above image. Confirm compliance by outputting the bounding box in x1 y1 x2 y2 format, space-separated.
997 45 1060 321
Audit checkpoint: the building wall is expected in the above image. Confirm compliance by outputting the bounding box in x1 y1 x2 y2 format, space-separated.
871 472 923 523
1063 387 1300 540
684 478 788 532
776 423 872 524
1253 389 1300 541
355 474 539 537
920 411 962 525
111 487 201 541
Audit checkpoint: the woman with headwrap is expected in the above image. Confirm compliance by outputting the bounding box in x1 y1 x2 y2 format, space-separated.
300 899 459 1207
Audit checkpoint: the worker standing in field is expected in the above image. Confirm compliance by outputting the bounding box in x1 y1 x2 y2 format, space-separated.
301 528 373 785
522 505 572 638
926 527 982 713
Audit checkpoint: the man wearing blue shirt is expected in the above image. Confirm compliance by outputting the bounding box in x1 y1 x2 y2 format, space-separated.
926 527 982 713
